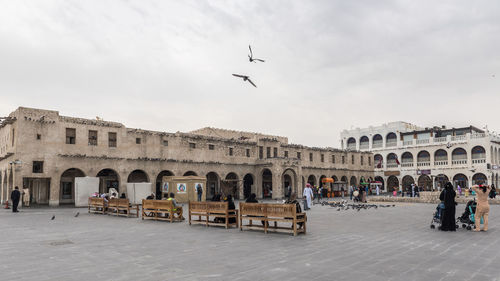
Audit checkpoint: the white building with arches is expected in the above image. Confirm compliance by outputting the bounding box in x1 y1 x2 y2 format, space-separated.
341 122 500 192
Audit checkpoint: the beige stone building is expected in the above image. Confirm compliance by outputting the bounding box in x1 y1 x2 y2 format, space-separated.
0 107 373 206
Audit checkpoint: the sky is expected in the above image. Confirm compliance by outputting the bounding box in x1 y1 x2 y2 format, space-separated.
0 0 499 148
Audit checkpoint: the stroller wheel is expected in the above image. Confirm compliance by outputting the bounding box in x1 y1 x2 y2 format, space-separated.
462 224 466 228
466 226 472 230
430 225 435 229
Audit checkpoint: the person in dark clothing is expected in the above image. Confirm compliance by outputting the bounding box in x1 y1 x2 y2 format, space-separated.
285 192 304 229
11 186 21 212
489 184 496 199
225 195 236 224
439 182 457 231
245 193 258 203
120 193 126 199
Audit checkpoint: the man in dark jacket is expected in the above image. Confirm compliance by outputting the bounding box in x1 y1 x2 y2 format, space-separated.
11 186 21 212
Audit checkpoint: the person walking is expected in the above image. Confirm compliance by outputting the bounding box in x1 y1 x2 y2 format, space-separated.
376 184 380 196
303 184 313 210
349 185 354 200
457 184 462 196
340 186 345 198
10 186 21 212
196 183 203 202
22 187 30 207
473 185 491 231
439 182 457 231
489 184 496 199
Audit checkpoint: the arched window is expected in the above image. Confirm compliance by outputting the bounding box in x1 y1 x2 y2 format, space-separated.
347 137 356 149
386 133 397 147
360 136 369 149
372 134 383 148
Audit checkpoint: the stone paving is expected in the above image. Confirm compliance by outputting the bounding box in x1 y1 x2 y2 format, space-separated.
2 200 500 281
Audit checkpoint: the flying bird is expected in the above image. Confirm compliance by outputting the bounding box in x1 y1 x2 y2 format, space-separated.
51 215 55 220
232 74 257 88
248 45 265 63
75 212 80 218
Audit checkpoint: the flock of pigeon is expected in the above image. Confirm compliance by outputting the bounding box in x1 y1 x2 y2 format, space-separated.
316 200 396 211
232 45 265 88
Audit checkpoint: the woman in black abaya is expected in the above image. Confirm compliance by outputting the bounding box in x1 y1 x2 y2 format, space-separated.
439 182 457 231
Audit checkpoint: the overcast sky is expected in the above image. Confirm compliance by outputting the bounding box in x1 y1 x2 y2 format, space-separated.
0 0 499 147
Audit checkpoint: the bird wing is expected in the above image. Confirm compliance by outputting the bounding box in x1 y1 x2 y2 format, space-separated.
248 45 253 57
247 78 257 88
254 58 265 62
232 74 246 78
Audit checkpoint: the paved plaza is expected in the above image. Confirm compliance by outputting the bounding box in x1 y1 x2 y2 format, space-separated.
2 201 500 281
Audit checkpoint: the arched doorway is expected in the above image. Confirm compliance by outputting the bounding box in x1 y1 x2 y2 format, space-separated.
243 174 254 199
417 175 432 191
262 169 273 198
350 176 357 186
282 169 296 197
472 173 487 185
319 175 327 186
183 171 197 176
453 173 468 189
156 170 174 199
434 174 449 190
127 170 149 183
222 173 239 199
402 175 414 191
96 169 120 194
206 172 220 199
387 176 399 191
307 175 317 187
60 168 85 205
374 176 385 190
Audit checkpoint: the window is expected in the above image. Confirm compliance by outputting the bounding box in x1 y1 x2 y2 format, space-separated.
368 157 371 166
11 129 15 146
136 138 141 144
284 151 288 158
229 147 234 156
209 144 215 150
66 128 76 144
189 142 196 149
266 147 271 158
352 155 355 164
297 152 301 159
162 140 168 146
273 147 278 158
321 154 324 162
33 161 43 173
246 149 250 157
108 132 117 147
361 156 364 165
342 156 345 164
332 155 335 163
309 153 313 161
88 130 98 146
259 146 263 159
36 134 41 140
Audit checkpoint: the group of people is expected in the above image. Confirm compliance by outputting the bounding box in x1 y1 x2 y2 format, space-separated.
348 185 368 203
439 182 492 232
8 186 31 212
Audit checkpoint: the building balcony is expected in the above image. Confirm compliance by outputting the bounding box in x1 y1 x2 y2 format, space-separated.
386 141 397 148
403 140 413 146
386 163 399 168
416 139 429 145
417 161 430 167
372 141 383 149
401 162 413 167
434 160 448 166
359 144 369 150
452 159 467 165
472 158 486 164
347 144 356 150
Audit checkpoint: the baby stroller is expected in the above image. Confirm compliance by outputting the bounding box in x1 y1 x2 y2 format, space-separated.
457 199 482 230
430 202 445 229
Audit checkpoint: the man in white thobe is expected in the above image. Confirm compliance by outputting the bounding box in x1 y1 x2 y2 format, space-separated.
303 184 313 210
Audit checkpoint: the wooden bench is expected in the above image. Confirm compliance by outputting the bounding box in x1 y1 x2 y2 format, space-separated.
108 198 139 218
141 200 184 222
188 201 239 229
239 203 307 236
88 197 106 214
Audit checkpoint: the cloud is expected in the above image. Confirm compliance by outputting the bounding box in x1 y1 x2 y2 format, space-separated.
0 0 499 147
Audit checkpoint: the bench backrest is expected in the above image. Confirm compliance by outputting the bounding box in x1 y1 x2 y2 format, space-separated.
154 200 174 209
109 198 129 207
240 203 296 217
89 197 104 206
266 204 296 218
239 203 267 216
189 201 228 212
142 199 156 209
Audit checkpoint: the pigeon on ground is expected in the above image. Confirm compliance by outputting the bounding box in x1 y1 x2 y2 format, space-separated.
51 215 55 220
248 45 265 63
232 74 257 88
75 212 79 217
